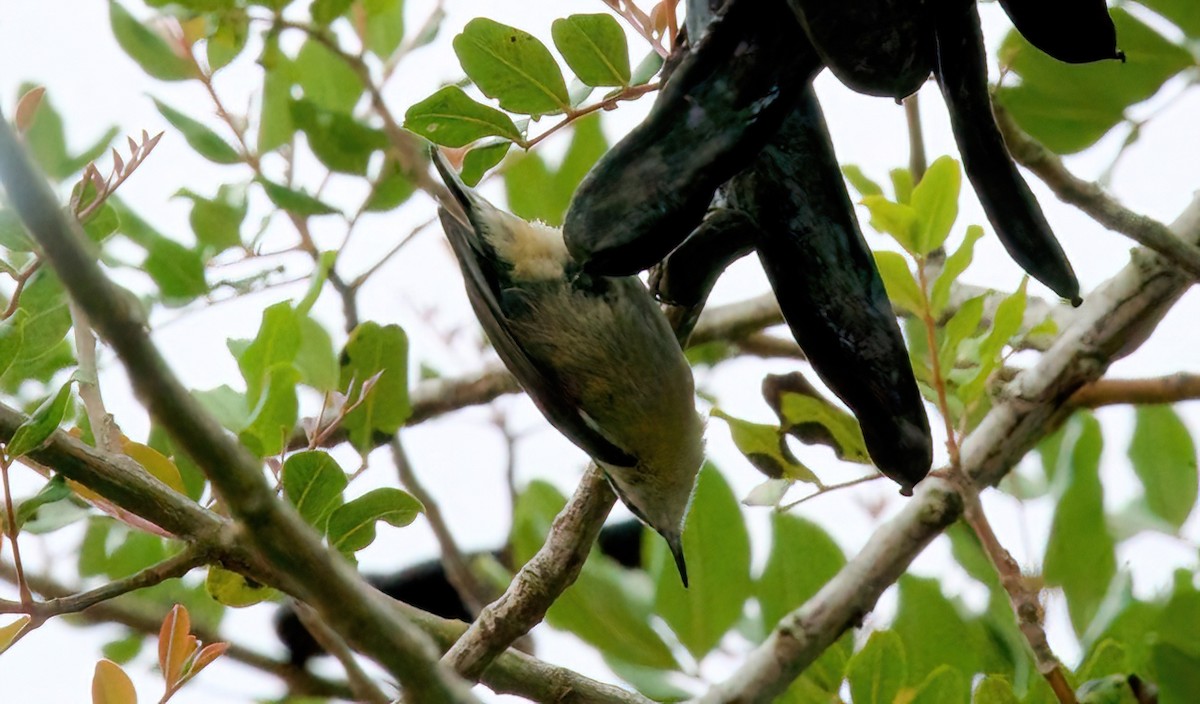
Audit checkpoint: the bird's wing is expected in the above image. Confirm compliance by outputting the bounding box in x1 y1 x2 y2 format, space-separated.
437 206 637 468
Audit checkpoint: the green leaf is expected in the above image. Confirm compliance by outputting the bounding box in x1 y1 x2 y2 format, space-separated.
910 156 961 255
109 1 196 81
1133 0 1200 38
206 565 275 606
235 302 300 404
453 18 571 115
892 576 985 695
652 464 752 659
237 363 300 457
362 0 405 58
310 0 352 24
282 451 347 531
153 98 241 164
931 225 984 315
712 409 818 484
630 50 663 85
293 38 363 114
842 165 883 197
1155 569 1200 658
604 656 692 702
144 236 207 303
460 140 512 186
257 178 340 216
340 322 411 451
1044 413 1116 635
207 8 249 70
5 381 73 459
10 269 70 363
327 487 423 553
177 184 246 254
291 99 388 174
862 196 918 252
758 514 846 628
890 168 914 205
847 631 907 704
403 85 523 147
763 372 871 465
82 203 120 244
510 480 567 564
959 280 1028 404
294 314 339 392
974 676 1020 704
14 475 72 530
257 39 295 153
17 83 68 179
0 209 33 251
552 14 631 87
365 158 417 211
193 385 249 433
996 9 1194 154
1153 641 1200 704
101 633 144 665
1127 405 1197 529
939 296 985 372
510 483 678 670
1076 640 1129 682
0 314 24 381
549 560 679 670
873 251 924 316
909 665 966 704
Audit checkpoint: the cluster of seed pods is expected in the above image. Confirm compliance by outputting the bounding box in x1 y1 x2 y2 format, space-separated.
564 0 1123 493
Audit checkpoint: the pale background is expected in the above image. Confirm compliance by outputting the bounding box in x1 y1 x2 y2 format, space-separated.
0 1 1197 701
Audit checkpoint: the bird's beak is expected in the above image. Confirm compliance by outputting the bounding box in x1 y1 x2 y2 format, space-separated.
430 149 498 232
665 532 689 588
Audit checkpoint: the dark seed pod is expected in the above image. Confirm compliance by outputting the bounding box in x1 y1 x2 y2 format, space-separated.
786 0 934 99
999 0 1123 64
934 0 1082 304
563 0 820 276
729 86 932 494
649 208 758 342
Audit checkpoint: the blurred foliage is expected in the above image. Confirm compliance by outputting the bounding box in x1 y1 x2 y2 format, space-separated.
0 1 1197 702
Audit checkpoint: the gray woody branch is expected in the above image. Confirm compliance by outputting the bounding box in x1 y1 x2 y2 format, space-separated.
0 119 478 704
695 191 1200 703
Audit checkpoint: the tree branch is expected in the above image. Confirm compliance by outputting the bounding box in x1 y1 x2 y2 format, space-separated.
995 102 1200 282
696 191 1200 703
0 119 478 704
1070 373 1200 408
442 465 616 679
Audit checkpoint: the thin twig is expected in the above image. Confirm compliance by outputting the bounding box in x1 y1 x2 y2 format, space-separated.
292 602 393 704
1070 373 1200 408
69 301 122 453
0 456 31 605
918 252 1076 703
777 474 884 511
904 92 927 183
390 436 495 616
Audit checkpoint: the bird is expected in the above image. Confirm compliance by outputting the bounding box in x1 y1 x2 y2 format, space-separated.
431 150 705 586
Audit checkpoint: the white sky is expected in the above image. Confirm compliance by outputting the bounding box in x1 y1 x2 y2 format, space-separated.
1 1 1198 702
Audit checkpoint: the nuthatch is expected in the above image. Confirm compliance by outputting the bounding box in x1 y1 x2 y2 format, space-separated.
432 151 704 585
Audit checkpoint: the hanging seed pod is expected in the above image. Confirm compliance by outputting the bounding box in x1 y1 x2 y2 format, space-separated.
786 0 934 100
730 87 932 494
934 0 1082 304
564 0 821 276
999 0 1123 64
